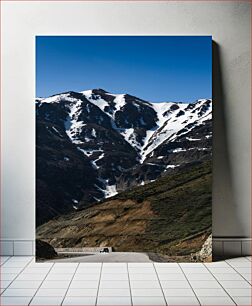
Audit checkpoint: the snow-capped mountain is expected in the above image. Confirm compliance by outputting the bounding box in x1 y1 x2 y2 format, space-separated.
36 88 212 225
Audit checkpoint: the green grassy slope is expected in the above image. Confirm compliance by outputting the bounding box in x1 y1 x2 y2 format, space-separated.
37 161 212 258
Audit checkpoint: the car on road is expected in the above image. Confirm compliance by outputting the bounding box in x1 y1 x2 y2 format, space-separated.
100 248 109 253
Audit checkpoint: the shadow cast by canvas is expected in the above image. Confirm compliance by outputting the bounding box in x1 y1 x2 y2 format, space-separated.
212 42 245 260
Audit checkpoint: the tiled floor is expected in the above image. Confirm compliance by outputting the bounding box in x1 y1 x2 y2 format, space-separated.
0 256 251 305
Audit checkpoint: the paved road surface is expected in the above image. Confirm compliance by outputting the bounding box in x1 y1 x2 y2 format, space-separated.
52 252 153 262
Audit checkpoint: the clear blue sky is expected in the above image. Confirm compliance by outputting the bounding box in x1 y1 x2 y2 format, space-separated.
36 36 212 103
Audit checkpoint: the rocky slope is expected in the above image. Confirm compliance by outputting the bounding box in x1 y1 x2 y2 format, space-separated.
37 161 212 260
36 89 212 225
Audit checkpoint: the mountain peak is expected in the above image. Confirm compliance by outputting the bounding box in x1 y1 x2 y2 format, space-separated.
92 88 109 95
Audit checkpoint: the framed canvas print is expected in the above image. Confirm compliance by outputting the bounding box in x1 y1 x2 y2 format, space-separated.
36 36 212 262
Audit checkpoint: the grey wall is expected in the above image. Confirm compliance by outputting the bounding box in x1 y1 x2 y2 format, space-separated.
1 1 251 241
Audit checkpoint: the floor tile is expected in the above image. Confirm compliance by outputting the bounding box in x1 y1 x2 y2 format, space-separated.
53 263 78 268
27 262 53 268
22 268 49 274
99 281 129 288
76 267 101 273
189 280 222 288
103 265 128 273
194 288 228 296
235 267 252 274
45 273 73 281
1 288 37 296
160 280 190 288
228 261 252 268
0 296 32 305
23 266 50 272
165 296 200 305
101 268 128 274
74 273 100 281
30 296 64 305
77 263 101 269
185 273 215 281
0 256 10 263
129 273 158 281
8 280 42 289
130 280 160 289
163 288 195 296
70 280 99 288
128 263 152 268
8 256 33 262
208 267 236 274
131 288 163 296
0 280 13 288
180 263 205 267
1 274 17 281
50 267 77 274
97 296 132 305
182 267 209 274
241 273 252 283
232 296 252 305
214 273 245 281
1 267 23 274
75 269 100 274
35 287 68 296
158 273 186 281
198 296 235 305
16 273 46 281
79 262 102 266
156 267 182 273
128 267 155 274
66 288 98 296
132 296 166 305
3 261 28 268
204 261 230 267
226 257 250 263
40 280 71 288
225 288 252 296
103 263 126 267
219 280 252 288
62 296 96 305
98 288 130 296
101 273 128 281
25 258 36 263
154 263 179 267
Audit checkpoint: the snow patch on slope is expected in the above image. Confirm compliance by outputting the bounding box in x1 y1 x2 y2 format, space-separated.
139 102 188 162
91 152 105 170
96 178 118 198
113 94 126 114
64 99 85 144
82 91 142 150
140 99 212 162
40 93 70 104
81 90 110 114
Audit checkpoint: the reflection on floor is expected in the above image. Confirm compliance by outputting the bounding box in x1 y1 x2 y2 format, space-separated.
0 256 251 305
